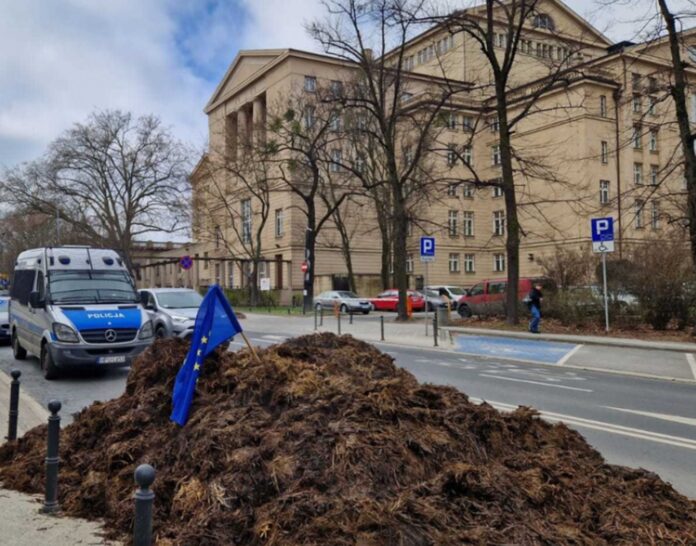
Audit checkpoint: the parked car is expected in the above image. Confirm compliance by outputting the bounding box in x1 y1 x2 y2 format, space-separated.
0 295 9 345
567 285 638 308
421 289 450 312
139 288 204 339
370 289 426 312
426 285 468 310
314 291 372 314
458 277 556 317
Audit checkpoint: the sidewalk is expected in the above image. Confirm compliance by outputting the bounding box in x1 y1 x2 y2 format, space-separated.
0 369 118 545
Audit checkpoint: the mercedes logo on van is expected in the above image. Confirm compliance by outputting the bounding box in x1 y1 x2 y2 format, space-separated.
104 329 118 343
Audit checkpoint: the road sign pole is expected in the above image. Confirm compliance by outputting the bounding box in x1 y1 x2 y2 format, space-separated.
424 261 429 336
602 251 610 332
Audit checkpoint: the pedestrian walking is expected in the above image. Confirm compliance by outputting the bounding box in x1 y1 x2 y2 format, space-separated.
527 283 543 333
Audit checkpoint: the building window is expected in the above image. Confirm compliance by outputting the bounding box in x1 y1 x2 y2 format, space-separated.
447 145 457 167
633 125 642 149
600 95 608 117
447 112 458 130
649 129 658 151
449 253 460 273
464 254 475 273
406 254 413 273
648 96 656 116
632 94 642 113
462 145 472 164
304 75 317 92
241 199 252 244
448 210 458 237
354 154 366 173
462 116 473 130
330 149 342 172
329 111 341 132
635 199 644 228
601 141 609 164
648 76 658 92
599 180 610 205
632 72 641 89
634 162 643 185
303 106 315 129
214 225 221 249
651 201 660 230
203 251 209 269
650 164 659 186
330 80 343 97
492 145 501 166
275 209 284 237
493 210 506 236
462 184 474 198
447 183 457 197
494 253 506 272
492 185 503 198
463 211 474 237
533 13 555 30
489 116 499 132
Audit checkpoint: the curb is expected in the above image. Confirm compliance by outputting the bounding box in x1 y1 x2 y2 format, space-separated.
442 326 696 354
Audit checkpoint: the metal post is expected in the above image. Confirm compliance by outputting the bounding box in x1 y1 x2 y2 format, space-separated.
320 306 324 326
380 315 385 341
349 311 353 325
133 464 156 546
424 261 429 336
314 305 317 330
433 309 439 347
43 400 61 514
7 370 20 441
337 311 341 335
602 251 610 332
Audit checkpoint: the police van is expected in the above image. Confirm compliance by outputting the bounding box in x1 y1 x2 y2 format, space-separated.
9 247 154 379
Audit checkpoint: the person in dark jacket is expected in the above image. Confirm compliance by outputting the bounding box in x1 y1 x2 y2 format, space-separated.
528 283 543 333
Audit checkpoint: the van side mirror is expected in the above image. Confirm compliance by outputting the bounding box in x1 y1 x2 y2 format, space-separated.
139 292 149 306
29 291 45 309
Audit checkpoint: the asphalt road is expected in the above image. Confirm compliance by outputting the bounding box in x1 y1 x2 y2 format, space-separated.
1 328 696 499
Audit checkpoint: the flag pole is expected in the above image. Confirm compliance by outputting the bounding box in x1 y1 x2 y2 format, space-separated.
240 331 261 363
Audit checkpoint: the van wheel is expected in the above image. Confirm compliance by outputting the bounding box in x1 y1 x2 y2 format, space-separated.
340 304 348 313
155 325 167 339
458 305 472 318
41 344 59 380
11 331 27 360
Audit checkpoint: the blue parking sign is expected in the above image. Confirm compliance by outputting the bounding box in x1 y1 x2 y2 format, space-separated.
591 217 614 252
420 237 435 262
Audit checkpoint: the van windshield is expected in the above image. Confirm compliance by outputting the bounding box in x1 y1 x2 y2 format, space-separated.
49 270 138 304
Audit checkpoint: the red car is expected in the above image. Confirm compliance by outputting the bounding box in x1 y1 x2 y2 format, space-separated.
457 277 556 317
370 289 426 312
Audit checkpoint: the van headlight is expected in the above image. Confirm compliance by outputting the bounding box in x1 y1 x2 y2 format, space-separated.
53 323 79 343
138 320 154 339
171 314 190 323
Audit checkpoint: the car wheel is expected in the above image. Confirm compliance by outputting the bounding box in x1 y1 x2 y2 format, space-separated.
155 325 167 339
315 303 322 310
41 343 59 380
362 310 369 315
340 304 348 314
426 302 433 312
11 330 27 360
458 305 472 318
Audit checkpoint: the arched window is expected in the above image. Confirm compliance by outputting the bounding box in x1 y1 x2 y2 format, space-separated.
533 13 555 31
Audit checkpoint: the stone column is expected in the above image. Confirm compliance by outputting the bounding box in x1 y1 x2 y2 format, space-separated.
252 96 266 145
237 108 248 149
225 113 237 162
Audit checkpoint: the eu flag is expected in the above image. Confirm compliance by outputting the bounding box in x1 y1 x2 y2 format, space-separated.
170 284 242 426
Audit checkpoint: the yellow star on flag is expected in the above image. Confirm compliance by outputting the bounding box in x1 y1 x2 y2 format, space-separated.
201 336 208 343
194 363 201 371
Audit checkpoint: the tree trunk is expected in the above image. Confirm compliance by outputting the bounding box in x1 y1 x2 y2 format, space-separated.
392 184 409 321
302 204 317 313
657 0 696 268
379 220 391 290
249 261 260 307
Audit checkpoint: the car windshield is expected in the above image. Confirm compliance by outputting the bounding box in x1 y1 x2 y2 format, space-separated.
0 299 8 311
446 287 466 295
337 291 359 298
49 270 138 304
156 291 203 309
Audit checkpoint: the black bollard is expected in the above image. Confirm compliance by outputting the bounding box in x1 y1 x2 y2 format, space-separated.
314 305 318 330
380 315 385 341
320 306 323 326
337 311 342 335
7 370 20 441
433 311 439 347
349 311 353 325
43 400 61 514
133 464 156 546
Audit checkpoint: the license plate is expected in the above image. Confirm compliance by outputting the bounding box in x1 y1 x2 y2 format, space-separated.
98 355 127 364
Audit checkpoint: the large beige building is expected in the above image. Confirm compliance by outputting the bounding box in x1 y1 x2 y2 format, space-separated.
185 0 694 300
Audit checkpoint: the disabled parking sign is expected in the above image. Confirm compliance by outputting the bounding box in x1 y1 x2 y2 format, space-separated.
591 217 614 253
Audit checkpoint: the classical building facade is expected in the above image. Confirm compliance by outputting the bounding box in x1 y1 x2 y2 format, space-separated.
188 0 695 299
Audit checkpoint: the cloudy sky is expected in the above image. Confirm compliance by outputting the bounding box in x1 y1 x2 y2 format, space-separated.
0 0 685 169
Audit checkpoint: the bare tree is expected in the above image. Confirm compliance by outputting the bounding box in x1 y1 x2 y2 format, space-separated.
0 110 191 270
309 0 463 320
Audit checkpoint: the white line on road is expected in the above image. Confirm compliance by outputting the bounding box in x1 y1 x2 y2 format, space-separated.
686 353 696 380
478 373 593 392
606 406 696 427
556 344 584 366
470 398 696 451
262 335 286 340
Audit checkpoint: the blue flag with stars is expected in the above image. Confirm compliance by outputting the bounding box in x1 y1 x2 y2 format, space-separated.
170 284 242 426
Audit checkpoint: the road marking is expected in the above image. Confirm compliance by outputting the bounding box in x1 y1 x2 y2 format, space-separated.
556 344 583 366
470 398 696 451
686 353 696 380
606 406 696 427
479 373 593 392
455 350 546 366
262 335 286 340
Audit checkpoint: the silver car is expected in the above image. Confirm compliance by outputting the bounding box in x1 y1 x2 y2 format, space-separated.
0 296 9 344
139 288 203 339
314 290 371 314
